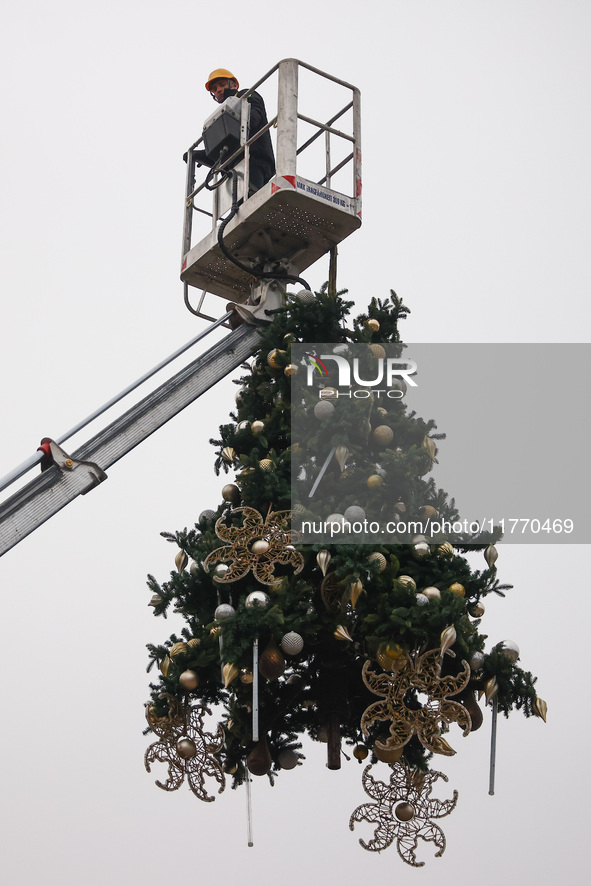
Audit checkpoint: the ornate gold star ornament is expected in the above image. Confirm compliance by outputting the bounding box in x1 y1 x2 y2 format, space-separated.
203 506 304 586
360 647 472 756
350 761 458 866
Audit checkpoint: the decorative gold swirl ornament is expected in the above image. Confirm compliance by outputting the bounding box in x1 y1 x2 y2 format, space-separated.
349 761 458 866
203 507 303 586
360 648 472 756
145 701 225 802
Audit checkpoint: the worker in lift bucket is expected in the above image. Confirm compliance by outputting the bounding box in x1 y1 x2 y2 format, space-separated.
202 68 275 193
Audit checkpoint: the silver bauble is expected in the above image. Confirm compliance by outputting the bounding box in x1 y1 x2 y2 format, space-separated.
470 651 485 671
499 640 520 663
280 631 304 655
199 509 216 523
251 539 270 555
423 586 441 601
293 288 315 304
237 420 250 431
212 563 229 581
214 603 235 621
415 593 429 606
326 513 346 529
412 541 431 559
245 590 270 609
344 505 366 523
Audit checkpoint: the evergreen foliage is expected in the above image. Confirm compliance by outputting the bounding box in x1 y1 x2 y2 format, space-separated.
145 288 542 785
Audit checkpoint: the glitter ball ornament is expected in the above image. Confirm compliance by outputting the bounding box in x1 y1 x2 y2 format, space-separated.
369 343 386 359
259 458 273 471
344 505 366 523
372 425 394 446
415 593 429 606
199 509 217 524
214 603 235 621
368 552 387 572
448 582 465 598
280 631 304 655
326 513 346 529
314 400 335 420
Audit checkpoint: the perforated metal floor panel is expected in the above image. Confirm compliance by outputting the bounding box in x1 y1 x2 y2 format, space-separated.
181 176 361 302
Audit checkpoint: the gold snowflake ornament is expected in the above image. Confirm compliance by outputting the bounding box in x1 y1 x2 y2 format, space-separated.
203 506 304 586
145 699 225 802
361 648 472 756
350 761 458 866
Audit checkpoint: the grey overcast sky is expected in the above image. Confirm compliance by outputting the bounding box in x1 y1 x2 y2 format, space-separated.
1 2 589 884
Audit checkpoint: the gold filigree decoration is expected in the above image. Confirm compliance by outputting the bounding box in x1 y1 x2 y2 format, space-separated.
145 698 225 802
320 572 347 612
349 761 458 866
203 506 304 586
361 648 472 756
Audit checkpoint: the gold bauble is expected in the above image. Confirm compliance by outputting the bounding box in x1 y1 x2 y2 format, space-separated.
284 363 298 376
267 348 285 369
247 737 273 776
251 420 265 435
374 742 403 764
372 425 394 446
368 552 387 572
335 445 349 471
422 436 437 459
169 641 188 660
397 575 416 590
175 550 188 572
368 343 386 359
176 738 197 759
353 745 369 760
448 582 466 597
159 655 171 676
222 483 240 503
240 668 254 684
367 474 384 489
380 642 403 661
440 625 457 657
485 676 499 703
468 601 485 618
179 669 199 690
395 802 415 822
221 446 236 464
366 318 380 331
187 638 201 648
259 639 285 681
259 458 273 471
334 624 354 642
420 505 438 519
438 542 455 557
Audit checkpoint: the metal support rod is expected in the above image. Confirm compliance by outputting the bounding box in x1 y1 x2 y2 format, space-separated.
252 638 259 742
245 771 254 847
488 698 498 795
308 446 336 499
0 313 232 496
276 59 298 177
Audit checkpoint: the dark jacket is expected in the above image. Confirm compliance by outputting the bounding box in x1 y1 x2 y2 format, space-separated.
226 87 275 190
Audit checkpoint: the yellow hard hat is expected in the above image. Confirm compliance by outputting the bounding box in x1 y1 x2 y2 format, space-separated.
205 68 239 91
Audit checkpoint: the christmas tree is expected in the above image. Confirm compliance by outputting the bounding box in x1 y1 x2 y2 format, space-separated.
143 289 546 866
